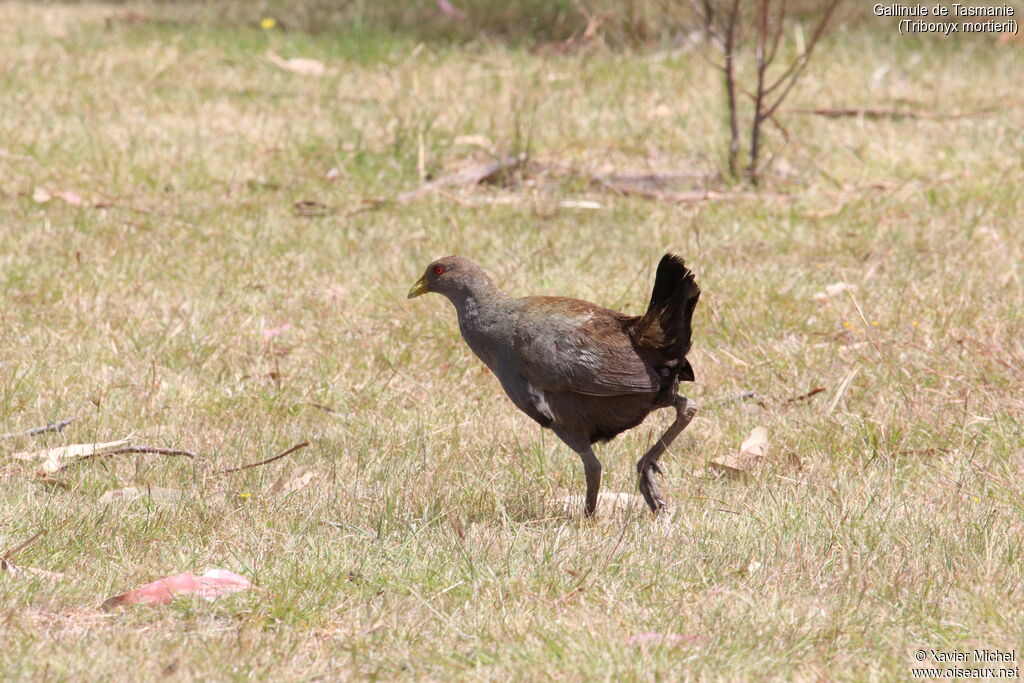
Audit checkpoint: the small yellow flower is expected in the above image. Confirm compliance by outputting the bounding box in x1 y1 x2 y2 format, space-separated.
261 17 277 30
911 321 919 328
871 320 879 327
843 321 852 328
239 492 251 499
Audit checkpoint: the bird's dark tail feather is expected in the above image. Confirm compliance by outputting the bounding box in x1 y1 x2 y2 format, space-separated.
634 254 700 381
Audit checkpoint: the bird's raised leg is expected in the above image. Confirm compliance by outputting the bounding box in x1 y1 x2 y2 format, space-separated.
636 395 698 513
555 429 602 516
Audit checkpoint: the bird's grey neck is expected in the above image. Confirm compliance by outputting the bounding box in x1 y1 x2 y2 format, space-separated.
446 283 505 339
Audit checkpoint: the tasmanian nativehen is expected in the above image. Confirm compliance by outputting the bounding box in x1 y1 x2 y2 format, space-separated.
407 254 700 515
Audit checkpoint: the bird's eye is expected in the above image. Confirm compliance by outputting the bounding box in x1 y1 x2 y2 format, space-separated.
434 265 445 275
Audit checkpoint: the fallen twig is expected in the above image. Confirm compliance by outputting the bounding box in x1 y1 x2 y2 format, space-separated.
595 180 787 204
95 447 197 459
397 154 526 203
0 528 65 581
293 200 332 217
221 441 309 474
707 391 762 408
784 386 826 404
788 107 996 120
48 446 197 473
895 447 951 458
299 402 339 415
0 529 47 565
0 417 76 439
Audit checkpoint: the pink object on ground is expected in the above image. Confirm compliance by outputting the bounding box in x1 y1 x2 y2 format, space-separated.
102 569 253 609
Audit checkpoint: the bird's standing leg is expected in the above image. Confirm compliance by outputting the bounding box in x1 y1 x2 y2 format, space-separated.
636 395 698 513
579 448 602 517
555 429 602 516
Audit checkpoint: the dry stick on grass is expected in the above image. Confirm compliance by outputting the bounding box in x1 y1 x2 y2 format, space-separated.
0 529 47 567
787 107 997 120
706 386 825 410
221 441 309 474
48 442 309 477
94 447 197 459
784 386 827 403
51 446 199 473
594 180 779 204
0 417 76 439
396 154 526 203
707 390 761 408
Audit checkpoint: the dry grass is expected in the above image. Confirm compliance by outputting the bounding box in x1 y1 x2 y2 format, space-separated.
1 2 1022 680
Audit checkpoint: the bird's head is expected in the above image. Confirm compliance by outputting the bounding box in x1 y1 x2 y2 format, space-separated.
407 256 495 301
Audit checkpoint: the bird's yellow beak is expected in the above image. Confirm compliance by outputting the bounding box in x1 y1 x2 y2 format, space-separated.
407 276 429 299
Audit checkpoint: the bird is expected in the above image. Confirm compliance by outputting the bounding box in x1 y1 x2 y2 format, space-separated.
407 254 700 516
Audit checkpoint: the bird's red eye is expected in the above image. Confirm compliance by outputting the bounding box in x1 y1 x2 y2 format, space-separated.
434 265 445 275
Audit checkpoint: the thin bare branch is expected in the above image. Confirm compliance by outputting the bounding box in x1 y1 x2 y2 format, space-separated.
596 180 788 203
0 417 76 439
0 529 47 564
688 0 725 45
99 447 197 459
723 0 742 177
52 446 198 472
748 0 771 182
787 107 995 120
221 441 310 474
784 386 827 404
763 0 787 67
762 0 843 119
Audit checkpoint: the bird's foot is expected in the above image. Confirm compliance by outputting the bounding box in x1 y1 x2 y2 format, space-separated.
637 458 667 513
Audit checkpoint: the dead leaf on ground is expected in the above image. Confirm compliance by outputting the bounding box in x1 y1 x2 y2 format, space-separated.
558 199 603 210
737 557 763 575
12 438 132 474
644 103 673 119
0 560 65 581
452 134 494 151
266 50 325 76
553 491 646 515
708 426 769 476
814 281 855 303
102 569 253 609
262 323 293 341
269 467 318 496
437 0 467 20
30 188 87 206
98 487 182 504
53 190 85 206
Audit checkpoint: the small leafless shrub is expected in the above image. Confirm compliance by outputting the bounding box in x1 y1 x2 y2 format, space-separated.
691 0 844 185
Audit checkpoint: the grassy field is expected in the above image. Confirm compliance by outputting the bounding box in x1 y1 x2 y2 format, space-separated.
1 2 1022 679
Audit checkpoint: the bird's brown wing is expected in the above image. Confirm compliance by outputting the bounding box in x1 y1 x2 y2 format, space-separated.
513 297 660 397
